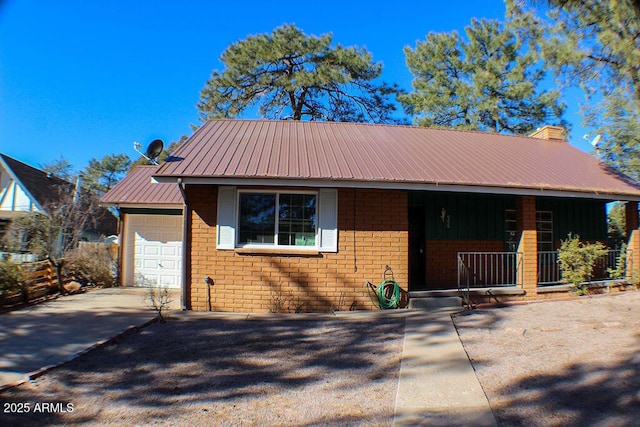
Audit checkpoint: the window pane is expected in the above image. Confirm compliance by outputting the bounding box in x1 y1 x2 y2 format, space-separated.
238 194 276 245
278 194 316 246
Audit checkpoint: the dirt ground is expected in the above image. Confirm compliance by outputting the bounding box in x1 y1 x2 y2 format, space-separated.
0 314 405 427
1 291 639 426
453 290 640 427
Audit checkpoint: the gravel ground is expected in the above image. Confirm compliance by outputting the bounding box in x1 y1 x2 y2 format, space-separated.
2 291 640 426
453 290 640 427
0 314 404 427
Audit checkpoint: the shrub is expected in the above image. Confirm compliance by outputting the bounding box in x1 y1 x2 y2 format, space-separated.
147 284 173 323
0 259 23 303
66 244 116 287
607 243 627 280
558 233 607 295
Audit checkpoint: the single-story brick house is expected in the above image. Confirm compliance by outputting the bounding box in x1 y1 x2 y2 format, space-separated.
148 119 640 313
101 165 184 288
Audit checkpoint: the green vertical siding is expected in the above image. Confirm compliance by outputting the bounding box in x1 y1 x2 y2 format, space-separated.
408 192 516 240
537 197 607 242
408 191 608 242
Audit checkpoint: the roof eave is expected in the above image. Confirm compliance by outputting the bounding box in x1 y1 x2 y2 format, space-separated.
99 201 184 209
152 175 640 202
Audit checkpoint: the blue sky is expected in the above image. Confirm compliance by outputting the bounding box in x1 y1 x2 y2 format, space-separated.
0 0 593 172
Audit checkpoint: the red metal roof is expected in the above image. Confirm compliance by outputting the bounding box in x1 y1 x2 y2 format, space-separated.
154 119 640 200
101 165 183 207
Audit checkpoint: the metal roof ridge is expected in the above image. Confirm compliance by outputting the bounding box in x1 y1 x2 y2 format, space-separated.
199 118 561 142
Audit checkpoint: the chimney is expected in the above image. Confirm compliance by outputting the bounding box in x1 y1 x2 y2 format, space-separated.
529 125 566 142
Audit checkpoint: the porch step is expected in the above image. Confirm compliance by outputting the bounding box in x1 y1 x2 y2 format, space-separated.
408 296 463 310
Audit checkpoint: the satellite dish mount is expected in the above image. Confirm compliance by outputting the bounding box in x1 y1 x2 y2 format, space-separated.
133 139 164 165
583 133 602 156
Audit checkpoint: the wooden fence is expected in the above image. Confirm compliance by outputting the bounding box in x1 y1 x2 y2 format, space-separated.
1 243 119 308
0 261 70 308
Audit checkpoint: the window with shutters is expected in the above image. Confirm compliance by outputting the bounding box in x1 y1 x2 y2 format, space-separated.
216 186 338 252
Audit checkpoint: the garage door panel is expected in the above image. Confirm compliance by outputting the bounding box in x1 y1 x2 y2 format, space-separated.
145 216 162 227
143 259 159 269
159 275 178 287
161 246 179 256
162 216 181 227
160 260 176 269
143 246 160 256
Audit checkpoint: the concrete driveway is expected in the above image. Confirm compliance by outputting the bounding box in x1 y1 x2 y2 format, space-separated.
0 287 178 388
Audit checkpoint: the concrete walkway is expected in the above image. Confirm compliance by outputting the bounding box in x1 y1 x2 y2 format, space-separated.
0 287 173 388
394 308 497 426
0 289 496 426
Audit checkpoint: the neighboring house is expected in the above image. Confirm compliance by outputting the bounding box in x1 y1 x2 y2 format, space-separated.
0 153 116 245
100 165 184 288
149 119 640 313
1 153 73 221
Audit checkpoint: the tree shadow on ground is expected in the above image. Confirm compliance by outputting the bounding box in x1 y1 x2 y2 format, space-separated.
493 340 640 426
1 314 405 426
453 293 640 427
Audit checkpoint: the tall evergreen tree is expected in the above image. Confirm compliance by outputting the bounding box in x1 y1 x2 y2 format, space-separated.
40 156 75 182
509 0 640 178
198 24 401 123
80 154 131 196
400 18 565 134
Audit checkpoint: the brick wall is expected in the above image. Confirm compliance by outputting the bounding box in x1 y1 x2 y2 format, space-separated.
186 186 408 312
517 196 538 297
425 240 504 288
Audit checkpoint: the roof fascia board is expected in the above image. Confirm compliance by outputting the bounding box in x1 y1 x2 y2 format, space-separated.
100 202 184 209
152 176 640 202
119 207 183 215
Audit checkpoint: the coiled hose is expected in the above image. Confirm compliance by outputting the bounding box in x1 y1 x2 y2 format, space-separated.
371 279 401 309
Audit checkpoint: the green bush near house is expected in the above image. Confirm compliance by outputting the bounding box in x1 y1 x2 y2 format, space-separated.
558 233 607 295
607 243 627 280
0 258 23 303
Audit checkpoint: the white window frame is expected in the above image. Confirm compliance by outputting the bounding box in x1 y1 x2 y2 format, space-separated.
236 189 319 249
216 186 338 252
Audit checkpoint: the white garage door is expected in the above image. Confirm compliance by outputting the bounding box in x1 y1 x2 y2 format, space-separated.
126 214 183 289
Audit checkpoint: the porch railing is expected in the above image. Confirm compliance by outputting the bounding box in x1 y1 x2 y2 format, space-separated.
538 249 632 286
537 251 561 285
457 251 524 289
456 249 632 304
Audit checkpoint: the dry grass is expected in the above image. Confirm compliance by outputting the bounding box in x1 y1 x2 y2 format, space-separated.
453 290 640 426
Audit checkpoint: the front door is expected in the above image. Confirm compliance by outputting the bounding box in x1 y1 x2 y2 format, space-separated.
408 206 426 290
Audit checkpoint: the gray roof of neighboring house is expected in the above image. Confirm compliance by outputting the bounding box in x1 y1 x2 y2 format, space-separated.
1 153 117 235
0 153 74 212
153 119 640 201
100 165 183 207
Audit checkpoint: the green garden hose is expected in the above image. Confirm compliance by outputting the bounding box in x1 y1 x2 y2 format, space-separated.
376 279 401 309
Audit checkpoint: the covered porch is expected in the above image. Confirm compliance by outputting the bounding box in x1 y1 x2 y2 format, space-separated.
408 191 640 302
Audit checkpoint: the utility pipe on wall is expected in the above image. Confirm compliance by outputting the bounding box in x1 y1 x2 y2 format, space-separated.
177 179 190 311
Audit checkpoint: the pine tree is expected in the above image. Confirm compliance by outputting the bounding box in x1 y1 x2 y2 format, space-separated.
509 0 640 177
400 18 565 134
79 154 131 196
198 24 401 123
40 156 75 182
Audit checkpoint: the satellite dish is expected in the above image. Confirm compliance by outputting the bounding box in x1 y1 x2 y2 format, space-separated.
133 139 164 165
583 133 603 155
146 139 164 161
